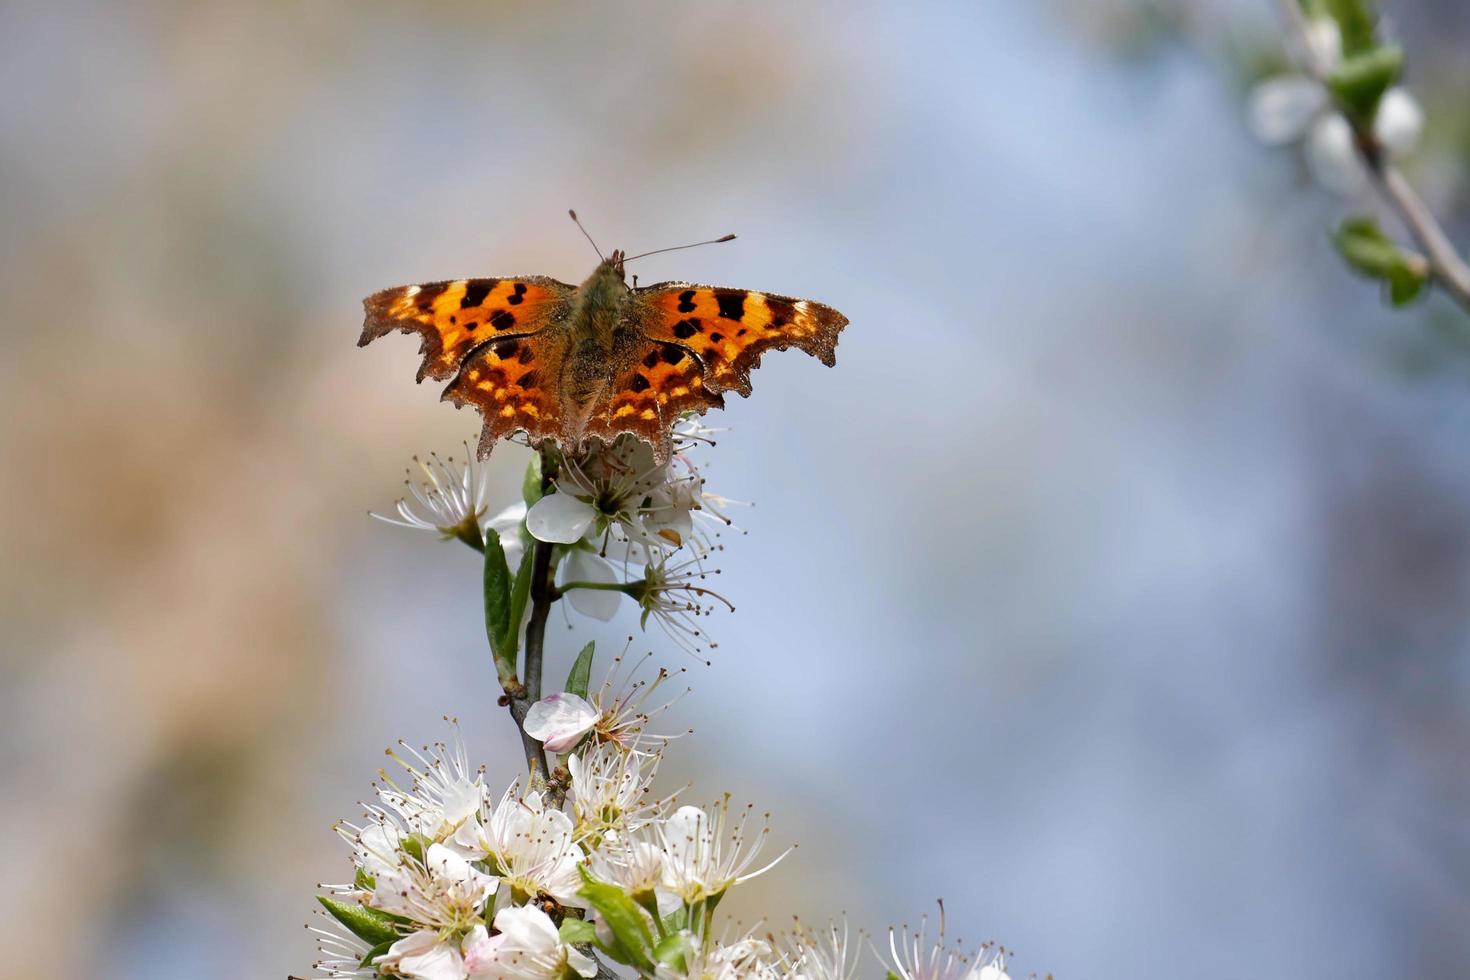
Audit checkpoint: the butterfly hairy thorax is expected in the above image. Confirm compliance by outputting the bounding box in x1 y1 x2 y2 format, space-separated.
359 235 849 463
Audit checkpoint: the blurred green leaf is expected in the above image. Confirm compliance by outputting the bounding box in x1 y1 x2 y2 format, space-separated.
1325 0 1378 57
578 867 653 971
484 530 514 679
317 896 400 947
359 938 395 968
1327 45 1402 122
558 918 599 945
1332 216 1429 307
523 453 545 506
566 641 595 700
504 545 535 665
653 931 692 972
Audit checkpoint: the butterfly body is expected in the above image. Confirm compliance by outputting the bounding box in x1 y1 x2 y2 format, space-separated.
361 249 848 461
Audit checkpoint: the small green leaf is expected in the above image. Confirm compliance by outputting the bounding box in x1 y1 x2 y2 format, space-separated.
578 867 654 971
523 453 545 506
653 931 693 972
886 971 906 980
353 867 375 892
484 530 514 679
559 918 599 945
360 938 395 968
1327 44 1402 122
566 641 595 699
317 896 400 947
1332 216 1428 307
1325 0 1378 57
400 833 428 865
504 544 535 661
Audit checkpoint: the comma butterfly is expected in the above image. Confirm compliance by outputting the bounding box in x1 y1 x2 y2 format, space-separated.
359 213 849 462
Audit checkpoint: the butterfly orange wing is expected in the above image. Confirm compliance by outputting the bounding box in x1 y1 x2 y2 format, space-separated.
440 332 568 457
360 276 574 382
632 283 848 397
583 339 725 460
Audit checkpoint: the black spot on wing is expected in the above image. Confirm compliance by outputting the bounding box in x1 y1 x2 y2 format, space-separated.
508 282 527 305
517 370 539 389
660 344 686 365
489 310 516 331
764 297 796 328
517 345 536 365
631 373 651 392
714 290 746 321
461 281 493 309
677 290 697 314
642 348 662 369
672 318 701 340
496 339 520 360
414 282 448 313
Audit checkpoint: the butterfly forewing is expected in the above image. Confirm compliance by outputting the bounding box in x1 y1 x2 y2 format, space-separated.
360 276 575 382
631 283 848 397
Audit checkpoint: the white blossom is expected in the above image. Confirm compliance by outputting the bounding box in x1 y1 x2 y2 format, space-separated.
657 800 787 905
453 785 586 907
886 920 1008 980
524 692 600 753
371 841 497 928
568 740 669 844
1248 16 1423 194
463 904 598 980
656 934 781 980
373 450 494 545
376 929 467 980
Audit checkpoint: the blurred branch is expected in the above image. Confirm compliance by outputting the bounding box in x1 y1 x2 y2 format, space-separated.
1275 0 1470 311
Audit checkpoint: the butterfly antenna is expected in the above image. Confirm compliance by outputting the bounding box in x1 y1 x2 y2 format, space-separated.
623 234 736 263
568 209 606 262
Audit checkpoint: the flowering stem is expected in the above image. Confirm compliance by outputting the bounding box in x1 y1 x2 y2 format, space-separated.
1274 0 1470 312
505 445 560 788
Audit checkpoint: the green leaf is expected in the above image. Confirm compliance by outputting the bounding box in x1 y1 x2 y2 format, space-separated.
523 453 545 506
886 972 906 980
1327 45 1402 122
503 544 535 663
353 867 376 892
578 867 654 971
1325 0 1378 57
400 833 428 865
484 529 514 679
566 641 595 699
317 896 400 947
559 918 599 945
360 938 395 968
1332 216 1429 307
653 931 693 972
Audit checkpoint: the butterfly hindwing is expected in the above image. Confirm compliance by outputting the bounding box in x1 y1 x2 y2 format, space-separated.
632 283 848 397
441 333 565 456
361 276 575 382
585 340 725 459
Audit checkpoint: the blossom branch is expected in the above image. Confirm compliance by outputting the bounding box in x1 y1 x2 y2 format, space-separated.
1274 0 1470 310
503 447 559 786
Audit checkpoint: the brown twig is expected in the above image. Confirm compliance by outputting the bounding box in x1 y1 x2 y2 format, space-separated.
1273 0 1470 310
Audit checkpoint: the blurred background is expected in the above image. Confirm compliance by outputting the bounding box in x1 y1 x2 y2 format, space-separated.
4 1 1470 977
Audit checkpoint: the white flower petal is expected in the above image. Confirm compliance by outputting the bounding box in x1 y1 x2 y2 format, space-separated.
562 550 623 621
380 931 466 980
524 692 599 752
1374 87 1424 156
1305 17 1343 69
1248 75 1327 145
1306 113 1364 195
493 903 561 950
527 492 596 544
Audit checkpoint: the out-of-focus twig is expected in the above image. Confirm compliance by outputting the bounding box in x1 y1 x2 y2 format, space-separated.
1274 0 1470 311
